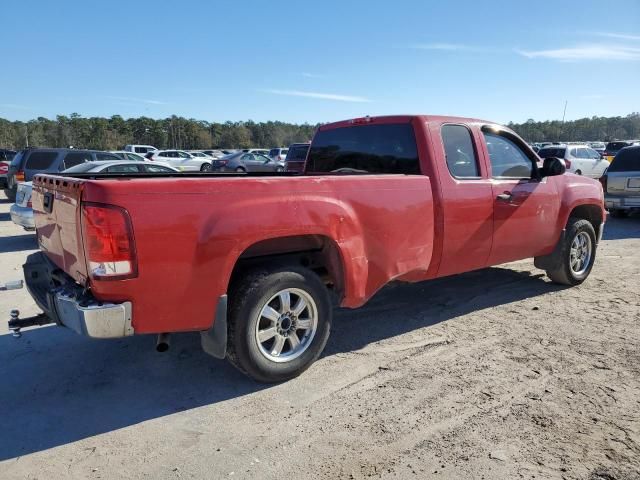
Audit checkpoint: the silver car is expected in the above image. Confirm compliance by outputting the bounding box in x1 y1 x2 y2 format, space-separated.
218 152 285 173
10 182 34 231
604 145 640 217
63 160 178 174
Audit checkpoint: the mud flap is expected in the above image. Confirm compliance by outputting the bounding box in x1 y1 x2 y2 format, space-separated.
200 295 228 359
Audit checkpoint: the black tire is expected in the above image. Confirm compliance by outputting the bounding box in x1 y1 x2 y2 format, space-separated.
575 170 582 175
200 163 212 172
226 266 332 383
276 167 284 172
3 187 16 202
535 217 597 286
235 167 246 173
610 209 628 218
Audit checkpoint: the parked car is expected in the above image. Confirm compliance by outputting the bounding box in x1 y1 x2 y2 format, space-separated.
603 141 637 163
187 151 213 159
602 145 640 217
0 149 17 189
13 114 605 383
269 148 289 162
537 144 609 178
64 160 178 174
9 182 34 230
124 145 158 155
201 150 225 158
284 143 309 173
589 142 606 156
110 151 146 161
4 148 121 201
217 152 285 172
147 150 213 171
241 148 270 156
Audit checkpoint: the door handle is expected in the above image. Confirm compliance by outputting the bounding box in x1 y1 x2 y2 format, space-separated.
496 192 512 201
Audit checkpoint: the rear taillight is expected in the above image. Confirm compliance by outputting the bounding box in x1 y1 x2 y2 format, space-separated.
15 170 25 182
564 159 571 169
27 200 32 208
81 203 137 280
0 162 7 174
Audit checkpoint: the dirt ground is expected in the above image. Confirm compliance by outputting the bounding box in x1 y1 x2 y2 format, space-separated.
0 191 638 480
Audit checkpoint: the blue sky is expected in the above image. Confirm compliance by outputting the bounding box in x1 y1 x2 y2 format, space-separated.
1 0 639 124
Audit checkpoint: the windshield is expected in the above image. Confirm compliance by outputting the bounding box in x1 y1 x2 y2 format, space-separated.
62 162 100 173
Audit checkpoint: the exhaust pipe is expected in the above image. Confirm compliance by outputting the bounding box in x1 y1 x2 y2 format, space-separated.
156 333 171 352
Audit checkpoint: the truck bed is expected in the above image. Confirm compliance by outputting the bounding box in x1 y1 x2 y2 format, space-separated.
32 173 435 333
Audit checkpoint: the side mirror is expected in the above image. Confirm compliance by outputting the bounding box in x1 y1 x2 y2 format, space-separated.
540 157 566 177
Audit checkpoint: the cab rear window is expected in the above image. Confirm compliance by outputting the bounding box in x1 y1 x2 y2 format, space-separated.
307 123 420 174
538 147 566 158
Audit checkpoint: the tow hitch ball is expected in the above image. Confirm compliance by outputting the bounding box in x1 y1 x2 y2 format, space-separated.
8 310 53 338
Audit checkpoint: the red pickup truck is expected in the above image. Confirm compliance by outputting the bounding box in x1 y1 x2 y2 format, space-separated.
12 115 605 382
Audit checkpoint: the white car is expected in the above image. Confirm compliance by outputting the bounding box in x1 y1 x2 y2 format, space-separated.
148 150 213 172
538 144 609 178
123 144 158 155
110 151 147 161
187 151 214 159
63 160 178 174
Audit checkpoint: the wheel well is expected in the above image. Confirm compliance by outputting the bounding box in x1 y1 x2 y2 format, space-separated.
229 235 345 300
570 204 603 237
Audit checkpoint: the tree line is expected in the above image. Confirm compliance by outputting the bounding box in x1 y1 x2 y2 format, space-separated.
0 114 317 151
0 112 638 151
508 113 640 143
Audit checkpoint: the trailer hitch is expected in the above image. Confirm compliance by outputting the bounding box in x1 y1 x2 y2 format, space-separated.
8 310 53 338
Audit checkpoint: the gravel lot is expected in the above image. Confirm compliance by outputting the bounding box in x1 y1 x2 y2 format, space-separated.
0 191 638 480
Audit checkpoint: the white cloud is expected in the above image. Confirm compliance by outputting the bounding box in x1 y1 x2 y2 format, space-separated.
517 44 640 61
262 89 371 103
106 96 167 105
596 32 640 41
301 72 324 78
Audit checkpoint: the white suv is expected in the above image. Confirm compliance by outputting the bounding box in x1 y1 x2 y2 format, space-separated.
538 144 609 178
124 144 158 155
148 150 213 171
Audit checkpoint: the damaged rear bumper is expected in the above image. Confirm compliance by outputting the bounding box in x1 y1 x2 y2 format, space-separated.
21 252 134 338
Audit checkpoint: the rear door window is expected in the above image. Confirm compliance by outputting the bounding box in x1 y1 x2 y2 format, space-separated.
307 123 420 174
538 147 566 158
286 146 309 161
25 152 58 170
441 124 480 178
145 164 174 173
608 148 640 172
63 151 93 169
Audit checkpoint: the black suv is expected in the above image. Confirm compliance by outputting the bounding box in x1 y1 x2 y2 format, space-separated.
4 148 120 201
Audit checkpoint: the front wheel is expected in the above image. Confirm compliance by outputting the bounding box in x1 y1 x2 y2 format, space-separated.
226 266 332 382
535 217 597 286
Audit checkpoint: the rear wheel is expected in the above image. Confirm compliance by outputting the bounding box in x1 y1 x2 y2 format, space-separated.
536 217 596 286
575 169 582 175
235 167 246 173
226 266 332 383
200 163 212 172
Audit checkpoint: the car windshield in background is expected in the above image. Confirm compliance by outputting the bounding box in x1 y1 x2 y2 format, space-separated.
606 142 631 151
608 147 640 172
307 123 420 174
538 147 566 158
63 162 101 173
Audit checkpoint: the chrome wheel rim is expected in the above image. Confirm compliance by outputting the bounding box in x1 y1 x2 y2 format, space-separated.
570 232 592 276
255 288 318 363
201 164 212 172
